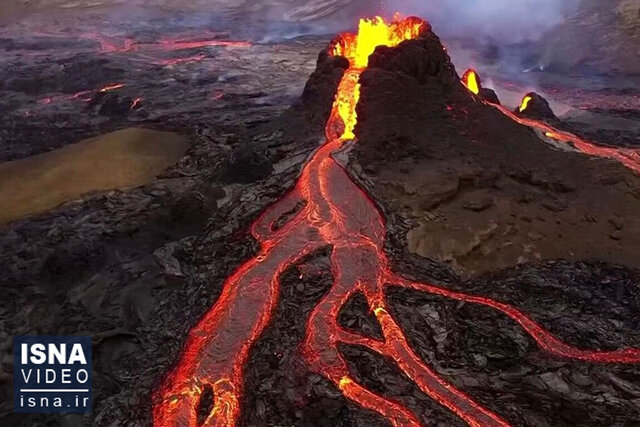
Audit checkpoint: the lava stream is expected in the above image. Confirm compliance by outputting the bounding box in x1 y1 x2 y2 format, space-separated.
462 69 640 174
497 102 640 174
154 18 640 427
24 30 250 54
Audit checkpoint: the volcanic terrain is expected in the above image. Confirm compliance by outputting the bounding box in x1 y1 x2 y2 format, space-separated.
0 10 639 427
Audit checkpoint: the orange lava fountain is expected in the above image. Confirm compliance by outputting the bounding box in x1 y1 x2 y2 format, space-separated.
461 69 480 95
153 19 640 427
519 94 533 112
462 69 640 174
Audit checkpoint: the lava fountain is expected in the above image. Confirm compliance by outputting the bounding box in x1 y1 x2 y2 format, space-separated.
461 69 480 95
519 94 533 113
154 17 640 427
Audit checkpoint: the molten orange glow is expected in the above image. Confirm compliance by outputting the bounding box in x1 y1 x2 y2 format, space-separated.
153 18 640 427
74 31 251 54
519 95 533 112
339 376 353 389
462 69 480 95
330 69 362 140
34 82 127 107
329 16 427 140
332 16 427 69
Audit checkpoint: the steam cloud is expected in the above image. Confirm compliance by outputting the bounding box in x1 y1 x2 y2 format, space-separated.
383 0 581 42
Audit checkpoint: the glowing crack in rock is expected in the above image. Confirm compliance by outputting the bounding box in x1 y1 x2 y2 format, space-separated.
153 17 640 427
519 94 533 112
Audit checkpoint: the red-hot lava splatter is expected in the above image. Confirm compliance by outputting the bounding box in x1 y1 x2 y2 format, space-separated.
461 69 640 174
154 17 640 427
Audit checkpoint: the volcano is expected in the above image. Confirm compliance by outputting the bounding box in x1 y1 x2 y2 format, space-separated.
149 16 640 427
1 10 640 427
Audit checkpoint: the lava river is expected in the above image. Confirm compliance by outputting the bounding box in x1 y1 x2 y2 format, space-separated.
154 17 640 427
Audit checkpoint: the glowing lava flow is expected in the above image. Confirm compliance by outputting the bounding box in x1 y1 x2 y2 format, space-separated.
503 101 640 174
461 69 480 95
36 82 125 106
519 94 533 112
154 18 640 427
27 30 251 54
462 69 640 174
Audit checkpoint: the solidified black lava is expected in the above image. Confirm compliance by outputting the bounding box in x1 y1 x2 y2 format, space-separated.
337 292 384 341
89 91 134 117
221 142 274 184
479 87 500 105
516 92 557 120
286 51 350 137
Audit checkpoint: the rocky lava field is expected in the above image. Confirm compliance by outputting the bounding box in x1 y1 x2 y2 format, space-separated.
1 11 640 427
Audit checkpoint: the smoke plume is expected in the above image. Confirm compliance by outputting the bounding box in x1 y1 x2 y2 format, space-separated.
383 0 581 42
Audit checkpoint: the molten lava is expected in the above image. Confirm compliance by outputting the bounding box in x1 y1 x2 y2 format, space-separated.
332 16 427 69
153 18 640 427
462 69 640 174
461 69 480 95
99 83 125 93
35 82 126 107
519 94 533 112
329 16 426 140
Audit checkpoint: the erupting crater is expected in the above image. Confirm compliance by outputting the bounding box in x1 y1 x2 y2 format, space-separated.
153 16 640 427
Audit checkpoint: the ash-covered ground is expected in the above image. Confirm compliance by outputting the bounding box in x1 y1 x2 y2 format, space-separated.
1 10 640 427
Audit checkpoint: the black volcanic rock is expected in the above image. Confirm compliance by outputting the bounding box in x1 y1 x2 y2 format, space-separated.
479 87 500 105
297 51 349 133
90 91 133 117
367 33 458 87
515 92 557 120
59 57 126 95
221 142 274 184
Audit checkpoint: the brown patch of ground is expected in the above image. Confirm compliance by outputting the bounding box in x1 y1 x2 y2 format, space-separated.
0 128 187 224
378 159 639 278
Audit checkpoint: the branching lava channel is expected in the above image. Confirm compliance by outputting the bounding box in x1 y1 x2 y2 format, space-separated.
154 17 640 427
